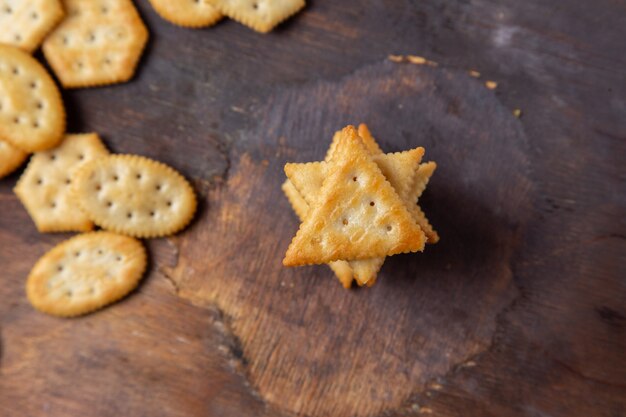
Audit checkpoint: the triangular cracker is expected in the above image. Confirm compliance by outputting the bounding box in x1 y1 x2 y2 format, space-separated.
283 126 426 266
285 140 424 283
282 179 353 288
409 161 439 243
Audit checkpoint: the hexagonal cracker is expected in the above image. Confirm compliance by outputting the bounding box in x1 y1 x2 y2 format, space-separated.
14 133 109 232
42 0 149 88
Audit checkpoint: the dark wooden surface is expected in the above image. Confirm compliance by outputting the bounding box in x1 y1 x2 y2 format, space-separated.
1 1 625 416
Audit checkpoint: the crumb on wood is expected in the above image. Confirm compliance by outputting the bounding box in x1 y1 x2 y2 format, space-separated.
485 80 498 90
468 69 481 78
513 108 522 118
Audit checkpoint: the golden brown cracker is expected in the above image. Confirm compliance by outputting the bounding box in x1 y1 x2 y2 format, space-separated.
14 133 109 232
209 0 305 33
410 161 439 243
283 126 426 266
282 179 353 288
0 139 28 178
286 143 424 284
149 0 223 28
26 231 146 317
0 0 65 52
42 0 149 88
286 127 425 283
73 154 197 238
0 44 65 152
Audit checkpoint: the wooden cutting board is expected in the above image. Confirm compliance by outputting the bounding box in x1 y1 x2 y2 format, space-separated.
1 1 624 416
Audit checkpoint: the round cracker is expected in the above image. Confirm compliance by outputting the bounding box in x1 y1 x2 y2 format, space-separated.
149 0 223 28
0 44 65 152
73 154 197 238
27 231 147 317
0 139 28 178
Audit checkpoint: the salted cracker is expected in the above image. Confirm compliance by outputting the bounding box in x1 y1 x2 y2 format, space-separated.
282 179 353 288
0 0 65 53
285 137 424 284
283 126 426 266
26 231 146 317
73 154 197 238
42 0 149 88
209 0 305 33
0 44 65 152
14 133 109 232
0 139 28 178
149 0 223 28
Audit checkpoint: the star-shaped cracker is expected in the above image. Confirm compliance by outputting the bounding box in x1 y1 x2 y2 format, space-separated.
283 126 426 267
15 133 109 232
282 124 438 287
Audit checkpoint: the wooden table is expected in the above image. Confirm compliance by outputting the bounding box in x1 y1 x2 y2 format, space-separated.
1 1 624 416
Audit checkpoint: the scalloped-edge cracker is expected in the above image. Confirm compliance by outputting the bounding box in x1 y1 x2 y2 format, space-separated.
0 44 65 152
42 0 149 88
283 126 426 266
285 145 424 284
409 161 439 243
0 0 65 53
73 154 197 238
209 0 305 33
14 133 109 232
149 0 223 28
26 231 146 317
282 179 353 288
0 139 28 178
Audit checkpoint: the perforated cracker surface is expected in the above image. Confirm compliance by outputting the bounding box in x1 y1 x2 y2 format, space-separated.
284 126 426 266
282 179 353 288
42 0 148 88
73 154 197 238
0 44 65 152
0 0 65 52
26 231 146 317
209 0 305 33
14 133 109 232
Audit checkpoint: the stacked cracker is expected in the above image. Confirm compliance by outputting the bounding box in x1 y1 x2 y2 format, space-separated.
148 0 305 33
283 125 438 288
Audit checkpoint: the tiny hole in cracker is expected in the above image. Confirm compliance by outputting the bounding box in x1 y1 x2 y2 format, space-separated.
65 178 71 185
127 212 133 219
97 249 103 255
352 176 357 182
31 11 39 19
36 101 44 110
12 66 19 75
78 153 85 160
50 154 56 161
342 218 348 226
57 265 63 272
386 225 393 232
66 290 73 297
14 34 22 42
370 201 375 206
74 251 81 257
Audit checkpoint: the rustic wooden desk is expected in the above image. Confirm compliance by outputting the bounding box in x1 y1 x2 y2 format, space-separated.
1 1 624 416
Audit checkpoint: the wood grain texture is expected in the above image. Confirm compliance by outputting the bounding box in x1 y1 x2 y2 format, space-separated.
1 0 625 416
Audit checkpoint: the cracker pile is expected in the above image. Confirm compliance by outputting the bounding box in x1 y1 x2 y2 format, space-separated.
283 125 438 288
148 0 305 33
12 132 197 316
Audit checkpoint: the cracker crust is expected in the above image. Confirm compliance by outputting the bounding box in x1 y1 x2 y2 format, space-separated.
26 231 146 317
0 44 66 152
73 154 197 238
